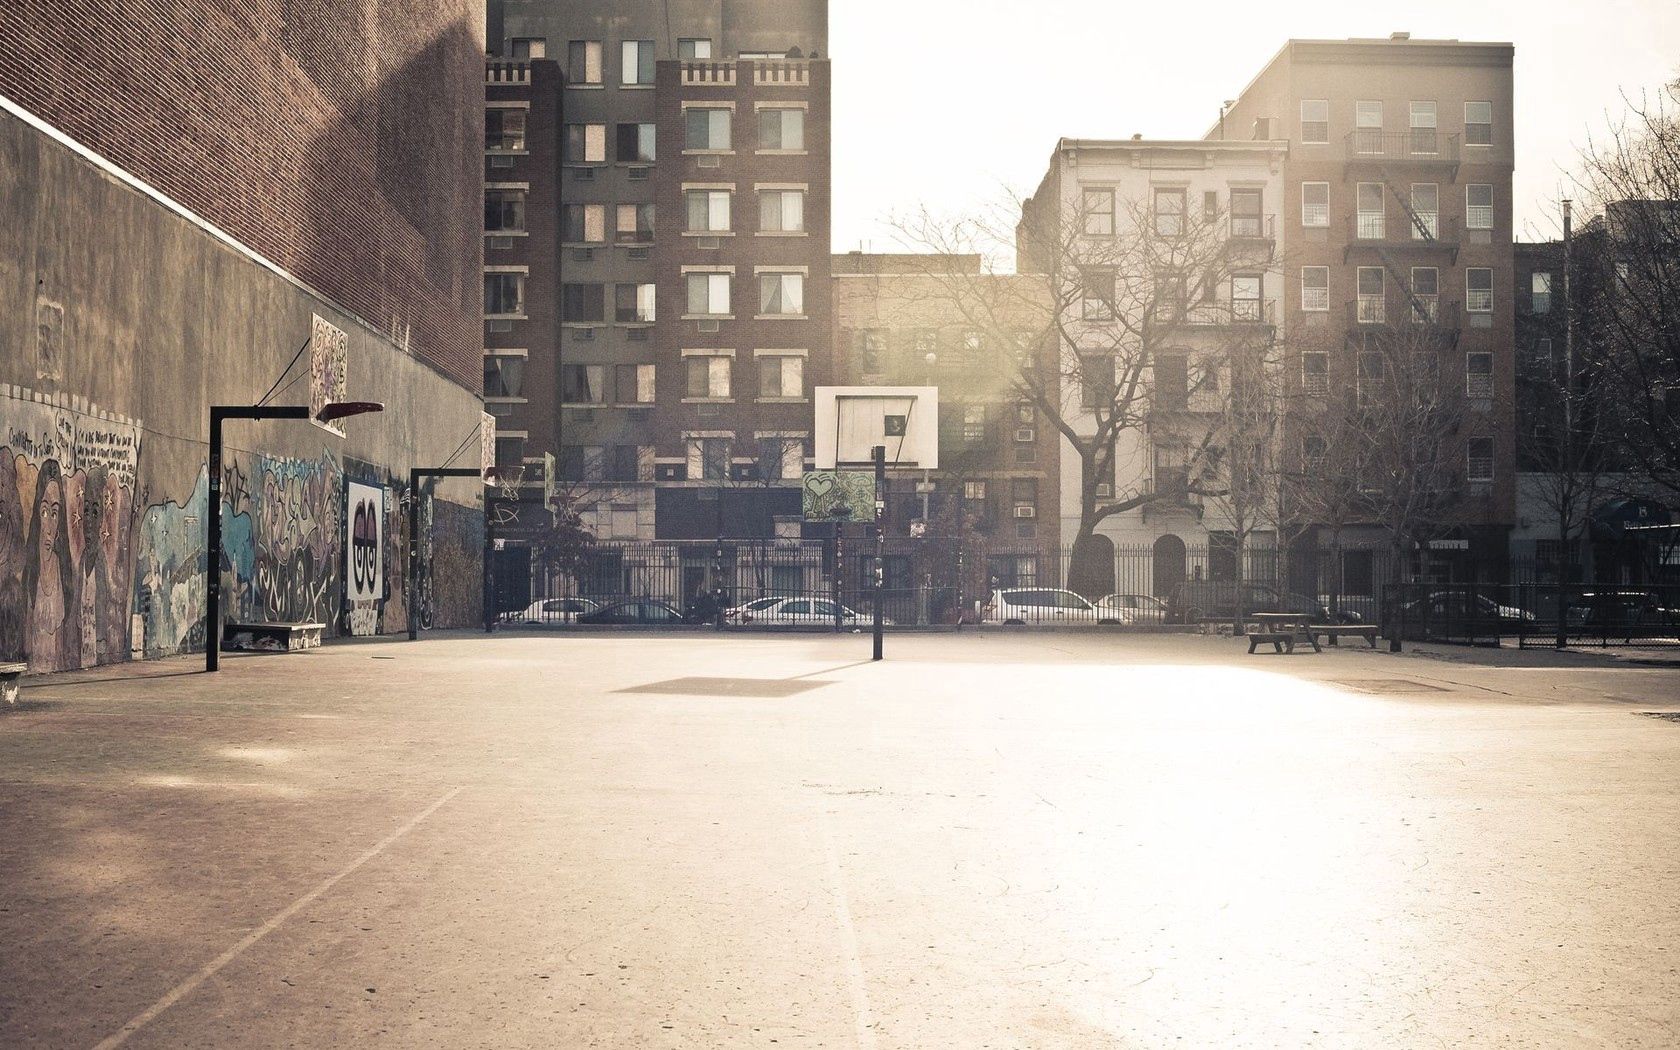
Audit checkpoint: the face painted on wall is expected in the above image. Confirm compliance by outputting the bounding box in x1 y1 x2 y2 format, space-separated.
37 477 62 560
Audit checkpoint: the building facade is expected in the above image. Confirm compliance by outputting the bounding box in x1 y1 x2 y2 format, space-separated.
832 253 1060 604
485 0 831 551
0 0 488 671
1219 34 1518 587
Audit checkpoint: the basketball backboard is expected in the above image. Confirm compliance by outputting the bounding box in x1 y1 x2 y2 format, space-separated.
814 387 938 470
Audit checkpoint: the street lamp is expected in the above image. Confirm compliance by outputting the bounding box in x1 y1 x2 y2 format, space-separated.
205 401 383 672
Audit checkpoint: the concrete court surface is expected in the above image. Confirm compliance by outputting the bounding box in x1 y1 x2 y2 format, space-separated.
1 631 1678 1049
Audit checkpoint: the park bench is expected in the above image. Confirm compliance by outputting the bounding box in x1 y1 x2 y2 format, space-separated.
1309 623 1381 648
221 622 325 653
1 662 24 706
1246 630 1297 654
1246 612 1322 655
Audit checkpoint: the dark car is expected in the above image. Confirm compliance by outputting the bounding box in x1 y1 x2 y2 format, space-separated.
576 600 686 626
1566 591 1679 635
1169 582 1330 624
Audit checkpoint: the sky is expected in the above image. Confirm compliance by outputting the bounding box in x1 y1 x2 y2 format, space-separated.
828 0 1680 264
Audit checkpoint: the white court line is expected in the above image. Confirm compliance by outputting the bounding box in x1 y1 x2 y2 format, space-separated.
819 811 879 1050
91 787 463 1050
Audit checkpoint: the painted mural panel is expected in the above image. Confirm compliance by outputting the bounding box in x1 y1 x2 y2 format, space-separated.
345 481 383 636
0 386 143 671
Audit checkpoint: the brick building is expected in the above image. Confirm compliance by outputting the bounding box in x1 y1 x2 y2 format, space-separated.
0 0 489 670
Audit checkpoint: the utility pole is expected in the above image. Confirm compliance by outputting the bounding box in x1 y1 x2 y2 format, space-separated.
872 444 886 661
1556 198 1575 648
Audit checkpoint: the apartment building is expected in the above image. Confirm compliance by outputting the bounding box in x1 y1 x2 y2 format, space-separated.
1019 138 1289 594
487 0 830 543
832 253 1059 598
1218 33 1517 584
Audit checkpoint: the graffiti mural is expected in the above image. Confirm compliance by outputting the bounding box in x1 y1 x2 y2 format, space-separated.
224 452 343 628
345 481 383 636
133 468 208 659
0 387 142 671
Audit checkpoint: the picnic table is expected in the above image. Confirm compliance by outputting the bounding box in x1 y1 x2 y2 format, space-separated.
1246 611 1322 654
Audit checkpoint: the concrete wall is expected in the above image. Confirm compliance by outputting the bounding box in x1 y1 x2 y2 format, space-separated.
0 105 484 672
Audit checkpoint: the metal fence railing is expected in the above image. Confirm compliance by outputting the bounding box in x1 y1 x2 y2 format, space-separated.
1383 582 1680 648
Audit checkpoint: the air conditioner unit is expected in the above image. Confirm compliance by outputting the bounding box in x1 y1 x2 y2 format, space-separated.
627 247 651 259
698 155 721 169
573 327 594 341
698 403 720 417
1013 506 1037 519
699 236 721 250
571 248 595 261
1095 482 1113 498
489 155 514 169
1013 427 1035 442
698 320 720 333
488 320 513 333
626 327 650 341
628 168 650 181
488 236 513 250
573 167 596 181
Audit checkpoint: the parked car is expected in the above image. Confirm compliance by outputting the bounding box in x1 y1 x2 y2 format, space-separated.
1400 591 1535 629
722 595 794 623
1092 593 1169 625
982 588 1113 625
1168 582 1330 624
502 597 599 626
741 597 892 626
1565 591 1679 632
576 600 687 626
1317 594 1379 624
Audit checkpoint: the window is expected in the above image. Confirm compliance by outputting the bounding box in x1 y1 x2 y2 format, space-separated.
1467 438 1494 482
1203 191 1219 222
1410 267 1439 322
962 404 987 444
1154 353 1189 411
1301 351 1329 394
614 283 655 323
1466 352 1493 398
960 330 983 364
1409 101 1437 154
686 273 730 315
1300 99 1328 143
1080 355 1114 409
616 203 654 242
1467 268 1493 313
1082 188 1115 236
1301 182 1329 227
759 108 805 150
1153 274 1186 321
759 189 805 232
1231 275 1262 321
483 355 525 398
759 355 804 398
1011 478 1038 514
1153 188 1186 236
1356 267 1385 323
1081 268 1114 320
855 330 886 375
615 122 656 162
1357 350 1385 404
567 40 602 84
758 437 803 480
621 40 655 85
1302 434 1328 470
679 37 712 60
612 364 654 404
562 204 605 243
484 273 524 315
1301 266 1329 312
685 108 731 150
687 436 732 480
606 445 639 482
561 282 603 322
485 189 525 232
1356 182 1385 239
1153 444 1188 496
1531 272 1552 314
963 480 987 501
1354 100 1383 153
563 123 606 163
759 273 804 315
685 189 731 232
1467 185 1494 230
1230 189 1263 237
562 364 606 403
1465 101 1493 146
494 436 525 469
685 356 731 398
486 109 526 150
510 38 545 59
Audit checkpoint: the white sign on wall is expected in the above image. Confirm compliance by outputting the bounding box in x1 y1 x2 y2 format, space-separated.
346 481 384 635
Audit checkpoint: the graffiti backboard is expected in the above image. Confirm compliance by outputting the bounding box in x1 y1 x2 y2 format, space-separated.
345 481 384 636
802 471 875 522
480 412 496 485
309 314 349 436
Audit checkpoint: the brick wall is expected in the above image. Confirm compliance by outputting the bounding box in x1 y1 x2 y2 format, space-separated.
0 0 485 390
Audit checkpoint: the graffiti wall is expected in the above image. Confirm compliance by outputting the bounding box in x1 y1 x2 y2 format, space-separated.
0 388 142 671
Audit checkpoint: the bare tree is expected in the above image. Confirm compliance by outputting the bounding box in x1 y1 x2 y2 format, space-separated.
891 193 1276 594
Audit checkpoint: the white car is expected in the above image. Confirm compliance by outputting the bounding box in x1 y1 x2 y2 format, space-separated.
743 597 893 626
722 595 793 623
982 588 1109 625
1092 593 1169 625
506 597 599 625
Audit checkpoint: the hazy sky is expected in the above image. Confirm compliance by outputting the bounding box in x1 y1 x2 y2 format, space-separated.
829 0 1680 263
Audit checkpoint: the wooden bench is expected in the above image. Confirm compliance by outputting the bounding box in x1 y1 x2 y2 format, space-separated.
221 622 325 653
1247 630 1297 654
0 662 24 706
1309 624 1381 648
1247 612 1322 654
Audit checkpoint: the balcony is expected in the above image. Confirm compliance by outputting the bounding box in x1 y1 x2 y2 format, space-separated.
1345 297 1463 346
1343 131 1461 180
680 61 737 86
1149 298 1276 331
1226 214 1276 260
753 59 811 87
1344 214 1461 262
486 60 532 86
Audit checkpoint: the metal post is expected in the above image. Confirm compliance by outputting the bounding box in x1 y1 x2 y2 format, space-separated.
207 409 225 673
831 524 844 633
873 444 885 661
484 498 496 633
1557 199 1575 649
